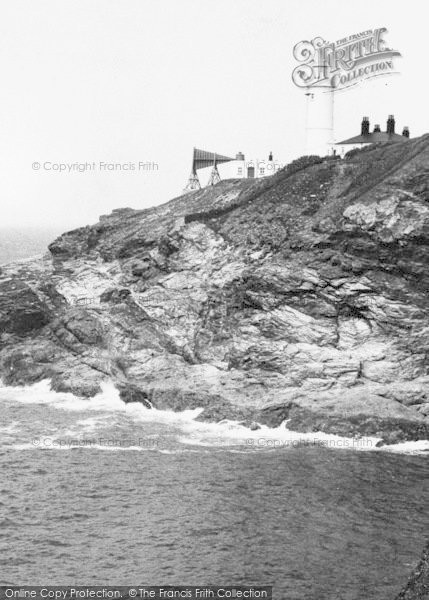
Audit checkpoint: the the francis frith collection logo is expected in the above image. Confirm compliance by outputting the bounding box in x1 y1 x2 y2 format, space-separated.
292 28 401 90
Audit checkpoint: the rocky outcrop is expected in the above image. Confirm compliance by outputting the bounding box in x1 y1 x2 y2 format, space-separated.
0 280 51 334
395 542 429 599
1 139 429 442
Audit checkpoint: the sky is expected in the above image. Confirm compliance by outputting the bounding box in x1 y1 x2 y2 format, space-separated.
0 0 427 229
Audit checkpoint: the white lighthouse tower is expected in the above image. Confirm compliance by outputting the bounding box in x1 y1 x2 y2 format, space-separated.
305 85 334 156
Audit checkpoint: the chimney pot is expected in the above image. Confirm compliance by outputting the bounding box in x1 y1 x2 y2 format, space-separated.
361 116 370 136
386 115 396 134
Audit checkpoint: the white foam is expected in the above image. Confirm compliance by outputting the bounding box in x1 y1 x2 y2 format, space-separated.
177 419 382 452
11 442 150 452
11 442 205 454
124 400 203 423
378 439 429 455
1 379 428 455
75 415 118 431
0 380 125 412
0 380 201 422
177 419 429 455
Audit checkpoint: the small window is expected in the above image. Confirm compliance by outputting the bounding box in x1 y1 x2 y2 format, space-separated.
260 168 265 175
238 167 242 175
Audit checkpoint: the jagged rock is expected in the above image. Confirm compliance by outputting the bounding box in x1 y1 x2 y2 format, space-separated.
51 309 105 347
0 347 54 385
38 282 67 309
131 258 151 277
195 399 254 423
48 226 98 258
99 288 131 303
1 136 429 441
289 412 429 444
255 402 298 427
50 364 103 397
394 541 429 600
118 385 152 408
0 280 51 334
249 421 261 430
0 337 67 386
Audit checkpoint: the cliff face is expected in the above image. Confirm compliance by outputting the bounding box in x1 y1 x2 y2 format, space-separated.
1 137 429 443
395 541 429 600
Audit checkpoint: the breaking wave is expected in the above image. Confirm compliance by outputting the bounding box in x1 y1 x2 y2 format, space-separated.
0 379 428 455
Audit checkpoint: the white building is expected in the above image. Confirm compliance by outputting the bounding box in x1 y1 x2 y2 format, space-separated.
334 115 410 158
184 148 283 192
219 152 282 180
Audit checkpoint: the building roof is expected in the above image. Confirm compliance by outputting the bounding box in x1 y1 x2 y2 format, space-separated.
337 132 408 145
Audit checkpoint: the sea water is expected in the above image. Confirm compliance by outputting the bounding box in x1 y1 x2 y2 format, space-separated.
0 381 427 599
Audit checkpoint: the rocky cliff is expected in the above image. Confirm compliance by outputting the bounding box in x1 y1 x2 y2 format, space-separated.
1 137 429 444
394 541 429 599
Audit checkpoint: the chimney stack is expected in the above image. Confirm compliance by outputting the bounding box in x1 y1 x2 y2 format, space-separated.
374 124 381 133
386 114 395 135
361 116 370 136
402 127 410 138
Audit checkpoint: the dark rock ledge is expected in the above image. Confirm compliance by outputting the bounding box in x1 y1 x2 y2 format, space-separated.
394 542 429 600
